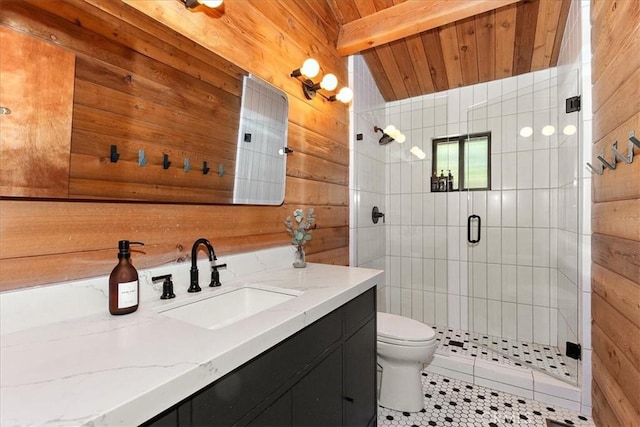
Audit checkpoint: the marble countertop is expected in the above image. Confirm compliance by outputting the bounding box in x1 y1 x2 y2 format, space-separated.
0 263 383 426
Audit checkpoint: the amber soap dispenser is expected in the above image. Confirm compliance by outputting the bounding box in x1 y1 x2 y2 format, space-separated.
109 240 144 315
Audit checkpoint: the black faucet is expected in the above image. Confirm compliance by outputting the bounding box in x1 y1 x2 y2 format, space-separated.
189 238 215 292
189 238 227 292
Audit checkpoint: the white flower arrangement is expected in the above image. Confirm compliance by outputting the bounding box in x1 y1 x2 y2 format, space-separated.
284 208 316 246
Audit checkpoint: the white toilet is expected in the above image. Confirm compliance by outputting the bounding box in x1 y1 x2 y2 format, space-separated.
377 312 438 412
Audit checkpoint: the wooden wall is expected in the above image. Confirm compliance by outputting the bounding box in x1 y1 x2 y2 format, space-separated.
0 0 350 291
590 1 640 425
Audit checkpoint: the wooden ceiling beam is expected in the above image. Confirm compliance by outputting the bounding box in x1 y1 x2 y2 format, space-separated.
336 0 521 56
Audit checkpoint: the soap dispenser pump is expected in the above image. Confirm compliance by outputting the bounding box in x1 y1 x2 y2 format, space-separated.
109 240 144 315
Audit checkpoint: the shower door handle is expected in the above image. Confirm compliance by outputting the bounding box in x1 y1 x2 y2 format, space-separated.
467 214 481 244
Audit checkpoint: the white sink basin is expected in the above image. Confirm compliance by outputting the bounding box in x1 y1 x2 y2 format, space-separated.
159 286 300 330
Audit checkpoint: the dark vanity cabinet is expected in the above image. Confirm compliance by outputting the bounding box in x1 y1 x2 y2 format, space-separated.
143 287 377 427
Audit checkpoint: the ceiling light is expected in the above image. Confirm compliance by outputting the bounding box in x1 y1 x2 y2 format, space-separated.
519 127 533 138
541 125 556 136
563 124 577 136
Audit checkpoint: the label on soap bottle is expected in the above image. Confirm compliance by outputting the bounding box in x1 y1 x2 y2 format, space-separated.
118 280 138 309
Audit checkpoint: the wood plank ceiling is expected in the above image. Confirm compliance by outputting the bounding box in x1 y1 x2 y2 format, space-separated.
326 0 571 101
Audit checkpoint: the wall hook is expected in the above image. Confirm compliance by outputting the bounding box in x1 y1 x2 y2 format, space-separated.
138 149 147 167
163 154 171 169
203 161 210 175
611 141 633 164
630 131 640 149
110 145 120 163
596 151 616 170
184 157 191 172
585 162 603 175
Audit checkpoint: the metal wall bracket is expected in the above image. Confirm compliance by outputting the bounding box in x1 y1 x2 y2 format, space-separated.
184 157 191 172
566 341 582 360
566 96 581 113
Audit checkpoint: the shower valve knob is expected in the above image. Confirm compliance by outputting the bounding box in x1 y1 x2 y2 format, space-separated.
372 206 385 224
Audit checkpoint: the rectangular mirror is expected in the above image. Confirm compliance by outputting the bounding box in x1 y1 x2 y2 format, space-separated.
234 74 288 205
0 2 288 206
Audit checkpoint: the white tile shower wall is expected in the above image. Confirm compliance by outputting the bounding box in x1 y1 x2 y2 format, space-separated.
349 55 388 310
378 69 560 346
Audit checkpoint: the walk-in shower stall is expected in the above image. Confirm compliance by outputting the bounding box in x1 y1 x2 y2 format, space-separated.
351 61 582 387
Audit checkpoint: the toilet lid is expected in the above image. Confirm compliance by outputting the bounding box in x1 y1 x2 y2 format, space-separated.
377 312 436 343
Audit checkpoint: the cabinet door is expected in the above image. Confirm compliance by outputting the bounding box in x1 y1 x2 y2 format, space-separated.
0 27 74 197
292 348 343 427
247 391 292 426
344 318 376 427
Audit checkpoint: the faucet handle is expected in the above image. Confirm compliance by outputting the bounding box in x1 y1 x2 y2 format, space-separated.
209 263 227 287
152 274 176 300
189 266 202 293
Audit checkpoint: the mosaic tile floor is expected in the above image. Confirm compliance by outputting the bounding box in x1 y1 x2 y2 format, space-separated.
378 371 594 427
432 326 575 384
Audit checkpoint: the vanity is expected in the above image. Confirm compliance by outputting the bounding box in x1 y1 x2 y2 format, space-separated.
0 254 382 426
145 285 376 427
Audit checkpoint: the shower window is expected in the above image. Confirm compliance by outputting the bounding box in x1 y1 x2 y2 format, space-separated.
431 132 491 191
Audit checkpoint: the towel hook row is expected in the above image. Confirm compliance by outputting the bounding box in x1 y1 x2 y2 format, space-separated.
109 145 224 176
586 131 639 175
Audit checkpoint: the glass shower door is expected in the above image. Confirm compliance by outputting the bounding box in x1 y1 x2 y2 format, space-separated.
464 73 580 385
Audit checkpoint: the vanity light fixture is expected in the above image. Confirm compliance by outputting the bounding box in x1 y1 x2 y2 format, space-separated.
182 0 223 9
290 58 352 104
374 125 406 145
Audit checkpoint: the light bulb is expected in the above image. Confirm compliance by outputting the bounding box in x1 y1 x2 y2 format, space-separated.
563 124 577 136
300 58 320 79
541 125 556 136
199 0 223 7
320 73 338 91
519 126 533 137
395 133 406 144
335 87 353 103
410 146 426 160
383 125 397 135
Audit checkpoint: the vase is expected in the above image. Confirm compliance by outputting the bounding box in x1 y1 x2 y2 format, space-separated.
293 245 306 268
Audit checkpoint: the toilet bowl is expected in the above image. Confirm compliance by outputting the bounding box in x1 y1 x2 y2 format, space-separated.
377 312 437 412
